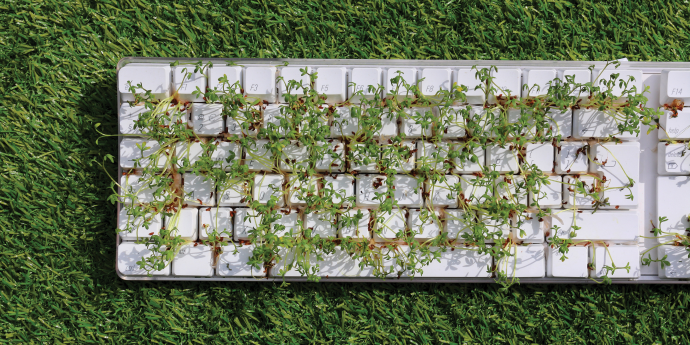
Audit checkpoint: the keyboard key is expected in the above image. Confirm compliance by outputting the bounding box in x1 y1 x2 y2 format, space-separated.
393 175 423 207
172 245 213 277
489 68 521 103
244 66 277 102
468 106 500 137
184 173 215 206
175 141 203 172
497 244 545 278
460 176 489 205
591 142 639 208
119 104 148 135
217 244 266 277
279 66 311 103
660 70 690 104
217 179 250 207
245 139 274 171
456 68 485 104
305 211 337 238
494 175 527 205
315 140 345 172
323 174 355 206
417 141 451 172
657 246 690 278
522 69 556 97
658 109 690 140
592 69 643 99
357 174 387 206
279 140 309 172
315 67 347 103
420 68 452 97
439 106 468 138
546 246 588 278
408 209 442 239
272 208 299 237
544 108 572 139
348 143 380 173
198 207 232 240
287 175 318 206
191 103 224 136
233 208 262 241
172 65 206 102
120 138 168 170
375 109 399 137
453 145 484 173
549 210 638 242
530 175 562 208
513 212 547 243
165 208 198 241
118 207 162 240
425 175 459 208
228 105 260 136
658 143 690 175
401 107 433 138
382 140 416 173
374 208 407 240
481 213 512 242
253 174 284 207
119 174 159 204
262 104 286 137
117 243 170 276
272 247 375 278
339 209 370 239
589 245 640 279
385 67 417 98
444 209 475 241
208 65 242 94
417 246 493 278
574 109 639 139
555 142 588 174
349 68 382 101
525 143 554 172
657 176 690 240
118 63 171 102
558 69 591 98
507 108 536 138
211 140 241 171
562 175 600 209
331 106 360 137
487 145 519 173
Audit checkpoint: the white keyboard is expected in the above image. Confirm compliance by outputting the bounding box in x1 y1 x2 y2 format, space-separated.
115 58 690 284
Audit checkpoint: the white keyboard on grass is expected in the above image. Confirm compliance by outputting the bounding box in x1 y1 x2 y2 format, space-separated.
115 58 690 284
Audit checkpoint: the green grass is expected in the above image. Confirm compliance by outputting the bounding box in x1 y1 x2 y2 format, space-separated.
1 0 690 343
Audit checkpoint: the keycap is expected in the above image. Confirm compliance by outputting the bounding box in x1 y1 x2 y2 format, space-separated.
420 68 452 97
658 143 690 175
287 175 318 206
592 69 643 99
530 175 562 208
525 143 554 172
401 107 433 138
315 140 345 172
279 140 309 172
549 210 638 242
119 174 158 204
658 109 690 140
305 211 337 238
262 104 286 137
417 141 451 172
330 106 360 137
374 208 408 240
408 209 442 239
444 209 475 241
481 214 512 242
175 141 203 172
657 246 690 278
393 175 423 207
469 106 500 137
558 69 591 98
211 139 241 171
217 179 250 207
217 244 266 277
574 109 639 140
494 175 527 205
522 69 557 97
315 67 347 103
253 174 284 206
425 175 459 208
208 65 242 94
562 175 600 209
590 142 640 208
460 176 489 205
507 108 536 138
184 173 216 206
339 209 370 239
323 174 355 206
589 245 640 279
245 139 274 171
348 143 380 173
272 247 375 278
349 68 382 101
357 175 387 206
439 106 468 138
375 109 399 137
233 208 262 241
415 246 493 278
165 208 198 240
244 66 276 102
555 142 588 174
489 68 521 103
544 108 573 139
487 145 519 173
198 207 232 240
118 207 162 240
453 145 485 173
456 68 485 104
497 244 545 278
118 243 170 276
172 65 207 102
119 104 148 135
546 246 588 278
279 66 311 102
191 103 224 136
120 138 168 170
382 140 415 173
657 176 690 241
514 213 548 243
118 63 171 102
172 245 213 277
660 70 690 104
385 67 417 98
272 208 299 237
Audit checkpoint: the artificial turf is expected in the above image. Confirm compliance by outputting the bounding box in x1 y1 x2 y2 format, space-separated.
1 0 690 343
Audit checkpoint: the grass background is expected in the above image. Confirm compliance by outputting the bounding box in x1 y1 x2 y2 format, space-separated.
1 0 690 343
